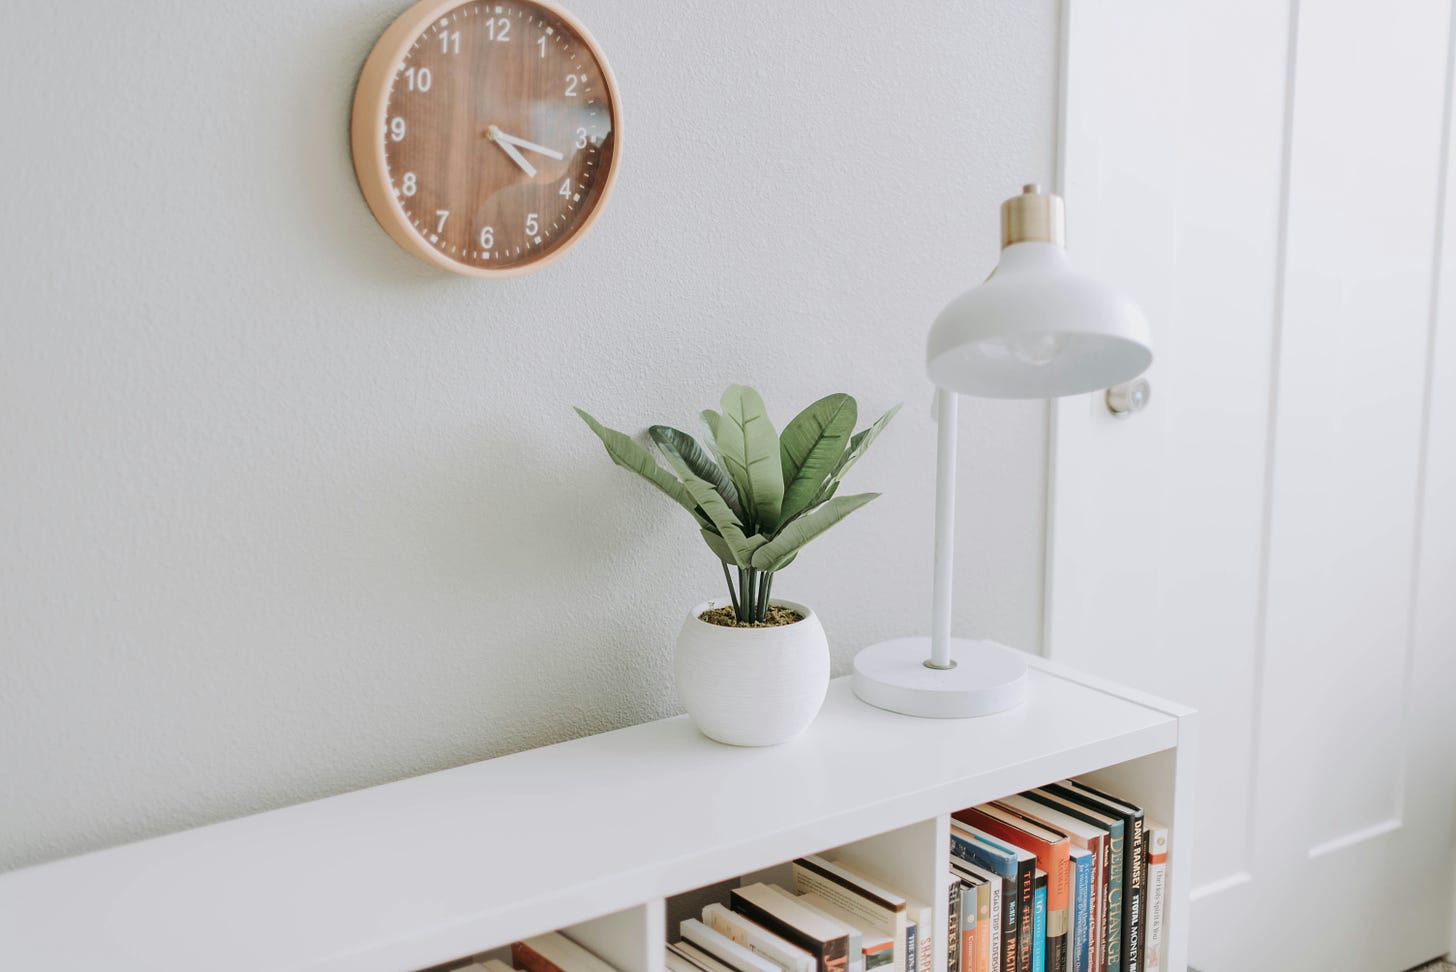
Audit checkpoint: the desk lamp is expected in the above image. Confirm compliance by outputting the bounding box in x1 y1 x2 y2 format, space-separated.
852 184 1153 718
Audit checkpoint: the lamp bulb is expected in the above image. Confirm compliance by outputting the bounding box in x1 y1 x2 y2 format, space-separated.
978 333 1070 367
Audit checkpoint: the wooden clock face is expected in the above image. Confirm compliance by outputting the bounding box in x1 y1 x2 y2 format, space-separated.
351 0 620 276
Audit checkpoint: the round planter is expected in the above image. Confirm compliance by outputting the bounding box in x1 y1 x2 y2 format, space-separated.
673 598 830 747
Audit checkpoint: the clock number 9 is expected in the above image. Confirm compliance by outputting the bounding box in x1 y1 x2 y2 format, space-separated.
389 117 406 142
525 213 539 236
479 226 494 249
401 172 417 196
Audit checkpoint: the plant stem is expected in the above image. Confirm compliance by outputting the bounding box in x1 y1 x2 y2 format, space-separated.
722 562 740 618
745 568 757 623
737 567 749 624
760 572 774 620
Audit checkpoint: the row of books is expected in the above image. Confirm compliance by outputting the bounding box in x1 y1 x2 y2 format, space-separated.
459 781 1166 972
948 779 1168 972
667 855 932 972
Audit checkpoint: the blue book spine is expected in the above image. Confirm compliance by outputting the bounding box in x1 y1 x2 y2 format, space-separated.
1072 852 1092 972
905 922 917 972
1032 882 1046 972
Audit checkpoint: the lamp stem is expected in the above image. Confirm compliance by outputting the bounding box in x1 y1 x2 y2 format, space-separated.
928 388 958 670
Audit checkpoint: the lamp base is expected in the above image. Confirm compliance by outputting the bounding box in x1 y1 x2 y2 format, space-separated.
851 637 1029 718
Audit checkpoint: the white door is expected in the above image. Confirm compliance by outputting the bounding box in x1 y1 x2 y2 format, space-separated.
1050 2 1456 970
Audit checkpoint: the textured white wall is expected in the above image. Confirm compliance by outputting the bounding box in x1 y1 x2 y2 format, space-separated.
0 0 1060 870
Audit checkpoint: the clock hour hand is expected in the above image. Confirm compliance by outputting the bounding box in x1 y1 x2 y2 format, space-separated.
487 125 538 178
490 127 565 161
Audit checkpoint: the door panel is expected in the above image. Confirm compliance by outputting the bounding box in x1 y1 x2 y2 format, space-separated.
1052 1 1456 969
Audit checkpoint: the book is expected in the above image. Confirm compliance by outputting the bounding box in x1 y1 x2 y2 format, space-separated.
1031 870 1046 972
955 867 990 972
956 875 978 972
946 871 961 972
957 804 1070 972
1030 787 1123 972
953 860 1002 972
478 961 517 972
1142 824 1167 972
1068 847 1092 972
667 948 709 972
796 890 896 972
791 856 909 972
904 921 917 972
730 883 852 972
682 918 785 972
513 933 620 972
674 941 747 972
950 821 1034 972
975 875 992 972
1000 793 1107 972
831 854 934 972
1059 782 1145 972
704 902 817 972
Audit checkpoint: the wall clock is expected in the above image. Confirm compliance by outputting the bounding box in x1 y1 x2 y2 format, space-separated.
351 0 621 277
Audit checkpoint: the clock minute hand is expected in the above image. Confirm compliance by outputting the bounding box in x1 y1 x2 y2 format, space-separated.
493 130 565 161
487 125 538 177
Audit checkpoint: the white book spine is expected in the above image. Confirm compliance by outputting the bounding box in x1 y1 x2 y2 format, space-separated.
1144 826 1168 972
986 876 1002 972
703 902 815 972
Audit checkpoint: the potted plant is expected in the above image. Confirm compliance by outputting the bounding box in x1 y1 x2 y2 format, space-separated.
577 384 897 746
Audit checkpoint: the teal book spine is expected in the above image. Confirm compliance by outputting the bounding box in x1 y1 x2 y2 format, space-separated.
1032 873 1046 972
1071 850 1092 972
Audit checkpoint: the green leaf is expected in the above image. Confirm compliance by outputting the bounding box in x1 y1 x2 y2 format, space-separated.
750 492 880 572
649 425 745 522
575 408 706 526
699 528 736 565
675 468 767 567
701 409 722 445
699 526 768 569
779 393 857 523
811 404 901 508
717 385 785 533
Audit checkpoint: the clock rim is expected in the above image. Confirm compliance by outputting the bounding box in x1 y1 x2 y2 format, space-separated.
349 0 623 279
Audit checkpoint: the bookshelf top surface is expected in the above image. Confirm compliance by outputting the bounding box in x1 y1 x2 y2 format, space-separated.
0 658 1185 972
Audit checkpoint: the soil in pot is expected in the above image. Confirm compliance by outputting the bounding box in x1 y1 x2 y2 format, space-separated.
698 604 804 628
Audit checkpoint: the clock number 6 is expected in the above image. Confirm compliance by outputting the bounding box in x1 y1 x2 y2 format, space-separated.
479 226 495 249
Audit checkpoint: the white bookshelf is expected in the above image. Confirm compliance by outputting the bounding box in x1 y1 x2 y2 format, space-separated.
0 654 1195 972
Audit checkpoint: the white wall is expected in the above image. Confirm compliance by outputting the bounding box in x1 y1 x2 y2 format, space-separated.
0 0 1061 869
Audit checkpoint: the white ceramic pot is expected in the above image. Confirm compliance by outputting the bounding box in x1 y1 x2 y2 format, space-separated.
673 598 830 747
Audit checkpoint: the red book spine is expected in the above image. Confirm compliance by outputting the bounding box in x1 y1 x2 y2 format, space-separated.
513 941 566 972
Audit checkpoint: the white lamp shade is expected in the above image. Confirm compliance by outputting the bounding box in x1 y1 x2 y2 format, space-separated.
927 241 1153 399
